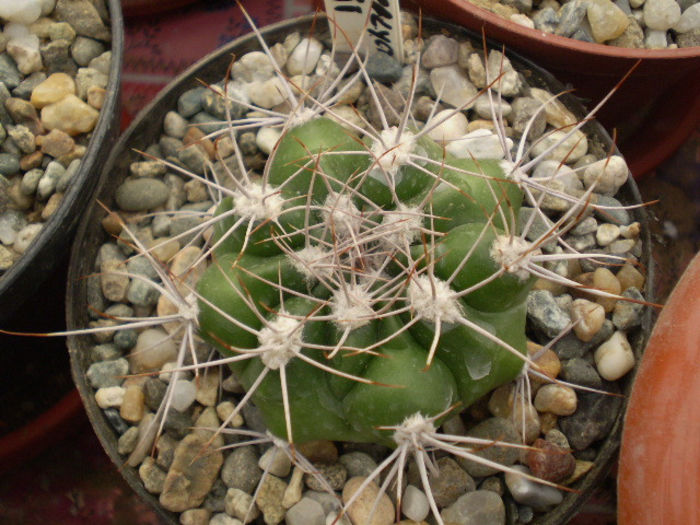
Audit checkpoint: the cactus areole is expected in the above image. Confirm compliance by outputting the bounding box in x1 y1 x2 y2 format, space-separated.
196 115 532 445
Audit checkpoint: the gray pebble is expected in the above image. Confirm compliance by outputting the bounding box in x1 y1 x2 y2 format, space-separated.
163 110 188 138
126 278 160 307
595 195 631 225
456 417 521 478
54 0 112 42
86 357 129 388
286 497 325 525
366 52 403 83
143 377 167 411
441 489 506 525
103 408 129 435
421 34 459 69
139 457 167 494
40 39 77 76
304 491 341 514
0 54 22 89
556 0 588 37
559 387 622 450
533 7 560 32
527 290 572 338
117 425 140 455
338 451 378 478
0 152 20 176
88 51 112 76
504 466 562 510
115 177 170 211
177 144 208 175
570 216 598 236
20 168 43 195
159 136 183 159
221 446 263 493
12 71 46 99
71 36 106 67
553 333 587 359
37 160 65 200
612 286 644 329
56 159 81 193
190 111 228 134
304 463 347 491
113 329 138 350
177 87 206 118
90 343 121 363
510 97 546 139
561 358 604 389
409 456 475 508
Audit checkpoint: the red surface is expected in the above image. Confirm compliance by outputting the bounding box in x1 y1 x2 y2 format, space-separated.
618 252 700 525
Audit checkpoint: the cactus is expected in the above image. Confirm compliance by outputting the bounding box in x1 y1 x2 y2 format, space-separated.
23 8 649 525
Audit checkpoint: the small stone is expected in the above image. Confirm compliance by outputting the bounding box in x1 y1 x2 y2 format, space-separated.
533 7 561 32
6 34 43 75
616 263 645 291
75 66 108 99
582 156 628 195
570 298 606 342
287 37 322 75
366 52 403 83
486 50 522 96
41 94 98 135
94 385 125 408
160 433 224 512
224 488 260 523
255 475 288 525
209 514 242 525
456 417 521 478
30 72 75 108
180 508 211 525
596 223 621 247
115 177 169 212
561 357 603 389
421 35 459 69
117 425 139 455
221 446 262 493
286 497 325 525
170 380 197 412
608 16 645 47
129 328 178 373
40 128 75 157
342 477 395 525
594 330 635 380
526 439 576 483
259 446 293 478
409 456 474 507
446 129 512 160
530 130 588 163
71 36 105 66
163 110 187 138
441 490 506 525
527 290 572 338
402 485 429 522
556 0 588 36
643 0 682 30
255 126 281 155
430 65 478 109
560 387 621 450
339 451 379 478
53 0 111 41
281 466 304 509
86 358 129 388
534 384 578 416
505 465 563 510
139 456 167 494
675 3 700 33
426 109 468 144
587 0 630 42
305 462 347 491
511 97 547 139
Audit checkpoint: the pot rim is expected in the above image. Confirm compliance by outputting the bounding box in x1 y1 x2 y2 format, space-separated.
0 0 124 321
67 13 654 525
416 0 700 61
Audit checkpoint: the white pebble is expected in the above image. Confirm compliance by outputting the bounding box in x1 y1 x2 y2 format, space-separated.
170 379 197 412
486 50 522 96
533 160 582 190
247 76 287 109
402 485 430 522
287 37 323 76
644 28 669 48
129 328 178 373
583 156 628 194
325 512 351 525
594 331 636 381
511 13 536 28
6 33 42 74
531 130 588 163
13 223 43 253
158 361 192 383
474 94 512 120
258 446 292 477
0 0 42 24
256 126 282 155
643 0 681 30
571 298 606 342
674 3 700 33
505 465 563 510
232 50 276 82
446 128 513 159
430 65 478 109
95 386 126 408
596 223 621 246
426 109 469 143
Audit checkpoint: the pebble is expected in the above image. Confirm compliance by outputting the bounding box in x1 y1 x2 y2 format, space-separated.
287 37 322 76
582 156 628 195
402 485 429 522
486 50 521 96
366 52 403 83
209 514 242 525
526 439 576 483
440 490 506 525
258 446 293 478
644 0 681 30
504 466 563 510
446 129 512 159
430 65 477 109
570 298 605 342
86 358 129 388
675 3 700 33
339 451 379 478
534 384 578 416
286 497 325 525
160 433 224 512
94 385 125 408
530 130 588 164
421 34 459 69
342 477 395 525
594 330 635 380
180 509 211 525
221 446 262 493
456 417 521 478
612 286 645 329
115 177 170 212
587 0 630 42
255 475 288 525
41 93 98 134
527 290 572 338
129 328 178 373
224 488 260 523
139 457 167 494
305 463 347 492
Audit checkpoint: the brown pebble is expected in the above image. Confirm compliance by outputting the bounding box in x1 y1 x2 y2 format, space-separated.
41 192 63 219
20 150 44 170
296 440 338 464
101 211 123 235
526 438 576 483
183 127 215 160
40 128 76 157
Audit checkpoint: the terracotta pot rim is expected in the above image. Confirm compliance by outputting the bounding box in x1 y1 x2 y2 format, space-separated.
436 0 700 60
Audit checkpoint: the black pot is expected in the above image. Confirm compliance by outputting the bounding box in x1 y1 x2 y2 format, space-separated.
66 14 653 525
0 0 124 322
0 0 123 470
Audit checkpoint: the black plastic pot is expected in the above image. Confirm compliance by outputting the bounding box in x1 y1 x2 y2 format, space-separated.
66 14 653 525
0 0 123 470
0 0 124 322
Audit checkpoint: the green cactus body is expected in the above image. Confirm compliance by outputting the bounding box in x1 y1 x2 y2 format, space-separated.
196 116 533 445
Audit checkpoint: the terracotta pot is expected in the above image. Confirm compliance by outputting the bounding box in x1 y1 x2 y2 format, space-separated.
67 14 654 525
402 0 700 178
618 251 700 525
